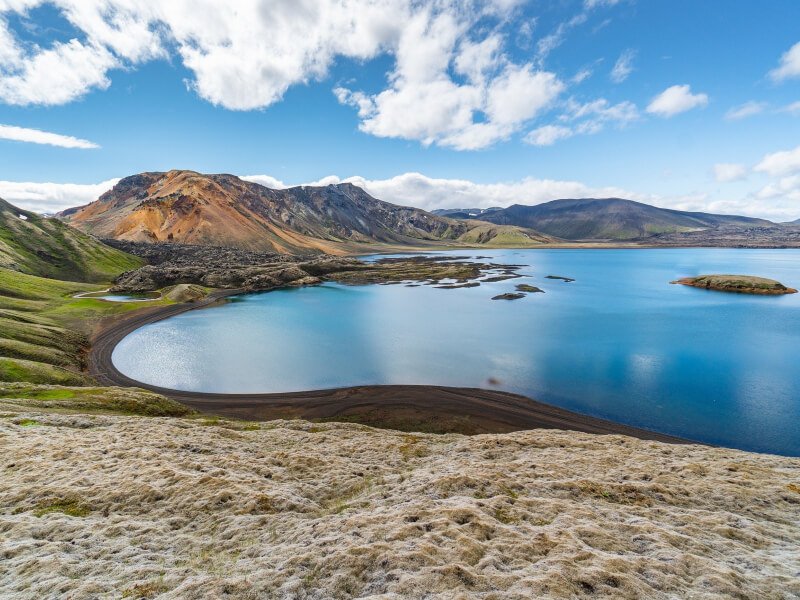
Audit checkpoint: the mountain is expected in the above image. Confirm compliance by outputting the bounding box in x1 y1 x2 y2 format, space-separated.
0 198 141 282
60 170 557 253
451 198 774 241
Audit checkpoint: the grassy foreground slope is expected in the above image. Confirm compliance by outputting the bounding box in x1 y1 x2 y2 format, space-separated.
0 198 142 282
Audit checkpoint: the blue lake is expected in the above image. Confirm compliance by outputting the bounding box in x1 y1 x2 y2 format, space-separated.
112 249 800 455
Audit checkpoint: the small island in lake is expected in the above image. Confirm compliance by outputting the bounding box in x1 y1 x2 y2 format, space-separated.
671 274 798 295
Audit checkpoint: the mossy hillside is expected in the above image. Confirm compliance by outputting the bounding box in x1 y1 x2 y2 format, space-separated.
0 383 193 417
0 358 93 386
456 223 554 247
0 268 175 385
0 199 142 282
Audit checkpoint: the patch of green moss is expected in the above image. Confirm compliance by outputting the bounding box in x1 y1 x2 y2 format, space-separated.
33 498 91 518
0 383 193 417
0 358 92 386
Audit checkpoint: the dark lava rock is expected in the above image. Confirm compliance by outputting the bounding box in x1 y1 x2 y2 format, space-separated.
545 275 575 282
435 282 481 289
492 293 525 300
516 284 544 293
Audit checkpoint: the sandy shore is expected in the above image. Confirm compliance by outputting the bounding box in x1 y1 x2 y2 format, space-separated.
89 290 687 441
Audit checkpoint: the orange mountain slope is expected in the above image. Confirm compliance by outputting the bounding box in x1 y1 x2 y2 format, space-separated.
60 170 557 254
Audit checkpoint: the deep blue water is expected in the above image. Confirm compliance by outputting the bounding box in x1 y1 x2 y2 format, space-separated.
112 249 800 455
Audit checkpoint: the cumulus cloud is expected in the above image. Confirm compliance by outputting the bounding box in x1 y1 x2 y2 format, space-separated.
713 163 747 183
0 36 116 106
0 1 574 149
0 178 119 212
0 123 98 148
610 49 635 83
325 172 639 212
757 175 800 201
646 84 708 117
769 41 800 82
0 1 406 109
335 8 566 150
724 101 766 120
754 145 800 177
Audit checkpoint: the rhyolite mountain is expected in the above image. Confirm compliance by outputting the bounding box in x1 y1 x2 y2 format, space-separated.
447 198 774 241
60 170 557 253
0 198 141 282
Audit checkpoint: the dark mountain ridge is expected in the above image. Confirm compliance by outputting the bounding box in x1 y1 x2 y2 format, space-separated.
455 197 774 241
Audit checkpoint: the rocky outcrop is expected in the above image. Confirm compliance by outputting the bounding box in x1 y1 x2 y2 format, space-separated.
671 274 798 295
108 242 527 293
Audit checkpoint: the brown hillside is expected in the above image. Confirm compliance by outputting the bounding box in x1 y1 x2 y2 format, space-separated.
60 170 557 254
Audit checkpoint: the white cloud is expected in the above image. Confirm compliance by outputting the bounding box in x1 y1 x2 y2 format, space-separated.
781 101 800 116
563 98 638 123
240 174 288 189
754 145 800 177
524 97 638 146
724 101 766 120
524 124 573 146
338 21 566 152
0 123 98 148
757 175 800 201
646 84 708 117
0 0 552 151
535 12 587 65
572 67 592 83
610 49 635 83
0 36 116 106
713 163 747 183
769 41 800 82
0 178 119 212
584 0 623 9
336 172 639 212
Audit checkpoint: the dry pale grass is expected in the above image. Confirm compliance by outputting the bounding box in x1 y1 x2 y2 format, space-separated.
1 413 799 599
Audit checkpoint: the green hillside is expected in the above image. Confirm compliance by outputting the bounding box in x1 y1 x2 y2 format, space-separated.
0 268 172 386
0 198 142 282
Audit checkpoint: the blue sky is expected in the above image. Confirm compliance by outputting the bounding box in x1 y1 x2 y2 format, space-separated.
0 0 799 220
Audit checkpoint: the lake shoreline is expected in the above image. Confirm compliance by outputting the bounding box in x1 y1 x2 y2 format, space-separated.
89 286 689 443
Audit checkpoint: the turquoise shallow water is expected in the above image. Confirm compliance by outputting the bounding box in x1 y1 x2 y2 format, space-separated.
112 249 800 455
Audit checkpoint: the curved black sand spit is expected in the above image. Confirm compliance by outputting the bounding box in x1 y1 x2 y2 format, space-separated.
89 289 688 442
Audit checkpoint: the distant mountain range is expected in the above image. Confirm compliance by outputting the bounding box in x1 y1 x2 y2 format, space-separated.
0 198 141 282
50 171 799 253
443 198 774 241
60 170 557 253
